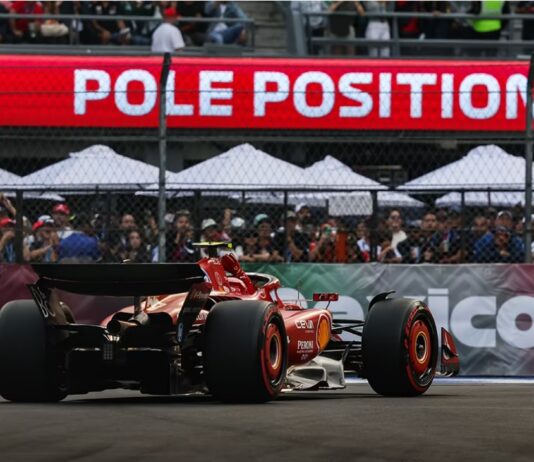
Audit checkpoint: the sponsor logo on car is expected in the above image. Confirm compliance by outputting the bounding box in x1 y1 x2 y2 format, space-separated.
295 319 314 330
297 340 314 352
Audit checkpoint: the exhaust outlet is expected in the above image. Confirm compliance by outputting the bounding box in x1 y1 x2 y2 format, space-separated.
107 319 137 336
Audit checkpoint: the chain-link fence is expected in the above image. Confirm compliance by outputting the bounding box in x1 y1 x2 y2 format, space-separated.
0 53 533 264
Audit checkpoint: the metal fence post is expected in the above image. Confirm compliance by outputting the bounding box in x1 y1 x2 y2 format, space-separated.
15 191 23 264
525 53 534 263
370 190 378 261
283 191 289 262
158 53 171 263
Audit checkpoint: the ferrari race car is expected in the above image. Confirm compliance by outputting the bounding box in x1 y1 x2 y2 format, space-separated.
0 244 459 403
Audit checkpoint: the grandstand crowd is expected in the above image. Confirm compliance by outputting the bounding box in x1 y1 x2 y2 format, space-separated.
1 1 533 55
298 0 533 56
0 192 529 264
0 1 249 49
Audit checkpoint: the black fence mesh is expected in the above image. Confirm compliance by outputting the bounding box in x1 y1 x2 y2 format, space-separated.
0 55 532 264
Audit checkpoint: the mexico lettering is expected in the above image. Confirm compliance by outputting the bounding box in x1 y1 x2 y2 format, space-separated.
289 288 534 350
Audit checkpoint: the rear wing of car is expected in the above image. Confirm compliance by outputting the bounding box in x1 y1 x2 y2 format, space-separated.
31 263 205 297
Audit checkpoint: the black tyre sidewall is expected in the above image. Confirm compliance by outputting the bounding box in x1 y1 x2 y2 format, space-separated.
0 300 66 402
204 300 287 403
363 298 438 397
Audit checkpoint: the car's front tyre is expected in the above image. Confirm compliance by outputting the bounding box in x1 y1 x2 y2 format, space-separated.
363 298 438 396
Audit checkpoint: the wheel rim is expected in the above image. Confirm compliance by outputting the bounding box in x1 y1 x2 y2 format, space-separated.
264 322 283 383
409 320 431 376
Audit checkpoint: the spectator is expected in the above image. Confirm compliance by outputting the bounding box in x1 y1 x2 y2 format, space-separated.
201 217 220 242
474 226 524 263
394 0 421 54
220 207 239 240
363 0 392 57
119 0 156 44
205 1 247 45
254 213 283 263
177 1 208 46
121 229 151 263
0 217 16 262
0 2 11 43
52 203 73 240
87 1 134 45
40 1 69 44
467 215 491 261
295 203 314 236
419 211 442 263
485 207 498 230
376 230 402 263
345 232 367 263
235 229 261 263
387 208 407 250
118 213 137 248
151 6 185 53
356 219 373 262
77 0 101 44
292 0 328 55
516 2 534 44
466 0 509 57
495 209 514 230
309 223 337 262
0 193 16 220
57 213 100 263
274 211 310 262
327 1 364 55
420 1 451 55
168 210 196 262
435 209 448 233
398 225 424 263
29 216 58 262
472 209 523 263
438 209 464 264
9 0 44 43
199 217 229 258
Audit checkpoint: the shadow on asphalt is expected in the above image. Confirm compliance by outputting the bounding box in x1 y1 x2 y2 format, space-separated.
0 391 456 406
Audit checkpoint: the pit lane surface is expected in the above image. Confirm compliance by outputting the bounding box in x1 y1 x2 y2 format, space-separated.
1 380 534 462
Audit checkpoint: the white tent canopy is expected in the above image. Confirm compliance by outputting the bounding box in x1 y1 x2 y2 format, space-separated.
141 146 422 215
1 167 64 201
215 155 423 215
305 156 424 215
165 144 310 190
305 155 385 191
22 145 171 191
398 145 529 207
435 191 526 207
1 167 22 187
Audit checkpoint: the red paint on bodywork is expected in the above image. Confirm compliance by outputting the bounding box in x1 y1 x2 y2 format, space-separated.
100 255 333 369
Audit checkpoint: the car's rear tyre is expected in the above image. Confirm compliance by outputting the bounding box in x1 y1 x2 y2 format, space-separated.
204 300 287 403
363 298 438 397
0 300 68 402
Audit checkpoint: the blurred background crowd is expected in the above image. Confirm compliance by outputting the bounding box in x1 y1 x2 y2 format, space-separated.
0 1 250 48
0 191 529 264
0 1 533 56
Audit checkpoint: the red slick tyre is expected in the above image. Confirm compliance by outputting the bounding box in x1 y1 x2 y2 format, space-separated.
362 298 438 397
204 300 287 403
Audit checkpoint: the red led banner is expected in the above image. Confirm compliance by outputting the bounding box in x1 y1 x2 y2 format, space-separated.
0 55 530 130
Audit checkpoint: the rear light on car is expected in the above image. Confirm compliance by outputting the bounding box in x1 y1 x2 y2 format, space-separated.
313 293 339 302
317 317 331 350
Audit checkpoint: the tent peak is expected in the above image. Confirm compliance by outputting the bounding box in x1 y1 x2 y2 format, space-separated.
70 145 121 159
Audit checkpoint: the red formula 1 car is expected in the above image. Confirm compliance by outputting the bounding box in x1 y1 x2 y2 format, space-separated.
0 244 459 403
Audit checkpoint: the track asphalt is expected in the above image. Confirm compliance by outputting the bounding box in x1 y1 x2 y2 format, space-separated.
1 380 534 462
